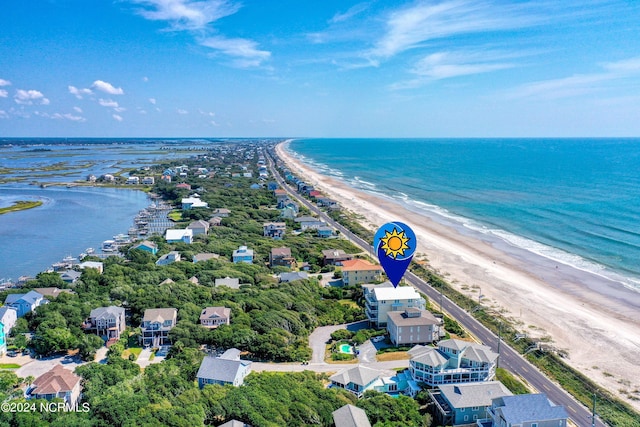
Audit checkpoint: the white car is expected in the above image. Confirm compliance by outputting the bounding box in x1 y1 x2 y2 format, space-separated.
371 336 385 343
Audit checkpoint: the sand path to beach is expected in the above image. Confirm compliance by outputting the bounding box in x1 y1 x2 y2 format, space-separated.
276 141 640 411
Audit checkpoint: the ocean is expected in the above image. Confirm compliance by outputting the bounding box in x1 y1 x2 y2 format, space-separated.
288 138 640 291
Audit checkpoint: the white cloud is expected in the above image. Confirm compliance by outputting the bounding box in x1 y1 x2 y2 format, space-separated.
199 110 215 117
508 56 640 100
114 107 127 113
99 99 119 108
112 114 123 121
330 3 370 24
14 89 50 105
73 106 83 113
0 79 11 86
68 85 93 99
149 98 157 105
200 36 270 67
369 0 538 61
210 120 219 126
177 109 189 115
92 80 124 95
142 76 149 82
51 113 86 122
138 108 148 114
0 89 7 98
129 0 240 31
0 110 8 119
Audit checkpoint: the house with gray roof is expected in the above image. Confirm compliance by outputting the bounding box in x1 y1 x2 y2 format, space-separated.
187 219 210 236
429 381 512 426
278 272 308 283
218 420 252 427
197 348 252 388
193 253 219 263
200 306 231 328
332 404 372 427
4 290 47 317
483 393 568 427
84 306 126 343
329 366 384 398
156 251 181 266
387 308 442 346
58 270 82 284
215 277 241 289
409 339 498 387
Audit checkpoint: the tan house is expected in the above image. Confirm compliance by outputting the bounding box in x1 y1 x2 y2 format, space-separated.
269 247 296 268
341 259 382 286
84 305 126 343
140 308 177 347
200 306 231 328
29 365 82 406
387 308 441 345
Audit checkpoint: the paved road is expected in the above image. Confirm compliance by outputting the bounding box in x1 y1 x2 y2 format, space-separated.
267 146 606 427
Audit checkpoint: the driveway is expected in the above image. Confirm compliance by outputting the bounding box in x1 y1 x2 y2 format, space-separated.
15 355 84 379
357 340 376 363
308 320 369 363
135 346 168 369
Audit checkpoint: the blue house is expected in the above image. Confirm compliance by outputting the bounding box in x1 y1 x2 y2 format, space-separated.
132 240 158 255
267 182 278 191
4 290 47 318
317 226 334 238
430 381 512 426
232 246 254 264
483 393 569 427
196 348 252 388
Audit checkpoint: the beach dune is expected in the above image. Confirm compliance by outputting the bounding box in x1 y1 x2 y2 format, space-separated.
276 140 640 411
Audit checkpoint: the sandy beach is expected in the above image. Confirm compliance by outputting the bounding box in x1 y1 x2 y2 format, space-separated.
276 140 640 411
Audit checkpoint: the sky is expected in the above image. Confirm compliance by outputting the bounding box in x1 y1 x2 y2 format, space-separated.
1 0 639 138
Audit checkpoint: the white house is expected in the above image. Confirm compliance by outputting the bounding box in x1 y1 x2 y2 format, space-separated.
181 197 209 210
165 228 193 244
156 251 181 266
363 282 426 328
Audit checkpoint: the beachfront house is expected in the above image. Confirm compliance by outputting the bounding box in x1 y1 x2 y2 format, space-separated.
429 381 512 426
156 251 181 266
84 306 126 344
341 259 382 285
0 307 17 337
294 216 325 230
4 290 47 318
481 393 569 427
140 308 178 347
199 306 231 328
387 308 442 346
408 339 498 387
187 219 210 236
165 228 193 244
269 247 296 268
232 246 254 264
263 222 286 239
132 240 158 255
363 282 426 328
332 404 372 427
28 365 82 407
197 348 252 388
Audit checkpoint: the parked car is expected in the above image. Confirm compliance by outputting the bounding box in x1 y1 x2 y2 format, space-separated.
371 335 385 343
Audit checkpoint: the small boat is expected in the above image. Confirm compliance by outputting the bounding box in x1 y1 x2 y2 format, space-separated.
102 240 116 252
86 247 95 254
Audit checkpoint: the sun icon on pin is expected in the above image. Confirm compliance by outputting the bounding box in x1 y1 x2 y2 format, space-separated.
380 228 410 259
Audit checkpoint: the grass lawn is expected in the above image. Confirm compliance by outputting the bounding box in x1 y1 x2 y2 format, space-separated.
0 363 21 369
121 347 143 361
337 299 359 309
376 351 409 362
168 210 182 221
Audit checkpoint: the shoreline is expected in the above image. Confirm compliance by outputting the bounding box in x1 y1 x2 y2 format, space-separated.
276 140 640 410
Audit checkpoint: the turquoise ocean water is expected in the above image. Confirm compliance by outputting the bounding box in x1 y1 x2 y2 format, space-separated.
289 138 640 291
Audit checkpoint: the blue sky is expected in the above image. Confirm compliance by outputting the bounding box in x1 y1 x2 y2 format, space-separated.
1 0 639 137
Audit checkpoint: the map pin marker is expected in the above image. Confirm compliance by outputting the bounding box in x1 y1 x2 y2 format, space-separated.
373 221 416 288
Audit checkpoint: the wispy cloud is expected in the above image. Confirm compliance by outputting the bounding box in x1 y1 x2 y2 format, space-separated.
391 50 517 89
99 98 120 108
112 114 124 122
0 79 11 86
0 110 8 119
368 0 539 62
508 56 640 100
200 36 270 67
92 80 124 95
128 0 269 67
129 0 239 31
14 89 50 105
73 106 83 113
51 112 86 122
149 98 157 105
329 3 370 24
68 85 93 99
0 89 7 98
177 108 189 115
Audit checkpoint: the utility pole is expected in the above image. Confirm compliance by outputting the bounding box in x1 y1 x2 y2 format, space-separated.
496 321 502 369
591 392 597 427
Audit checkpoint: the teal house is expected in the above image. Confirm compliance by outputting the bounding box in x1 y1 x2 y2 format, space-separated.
0 321 6 355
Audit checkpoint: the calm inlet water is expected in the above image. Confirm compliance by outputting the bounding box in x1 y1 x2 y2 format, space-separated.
0 185 149 281
289 138 640 290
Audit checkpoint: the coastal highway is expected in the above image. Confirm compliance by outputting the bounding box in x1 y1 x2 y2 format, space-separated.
267 146 606 427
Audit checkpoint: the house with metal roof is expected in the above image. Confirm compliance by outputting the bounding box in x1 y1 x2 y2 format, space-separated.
408 339 498 387
482 393 568 427
363 282 426 328
329 366 384 398
429 381 512 426
4 290 47 317
84 305 126 343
